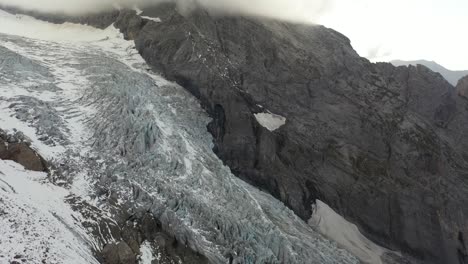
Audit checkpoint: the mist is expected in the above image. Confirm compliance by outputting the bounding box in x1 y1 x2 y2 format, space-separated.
0 0 329 24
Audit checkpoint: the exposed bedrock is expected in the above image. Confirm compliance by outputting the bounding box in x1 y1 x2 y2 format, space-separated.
111 4 468 264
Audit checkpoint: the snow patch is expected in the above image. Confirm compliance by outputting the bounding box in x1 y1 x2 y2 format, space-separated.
138 241 158 264
131 5 161 22
309 200 387 264
254 112 286 131
141 16 162 22
133 6 143 15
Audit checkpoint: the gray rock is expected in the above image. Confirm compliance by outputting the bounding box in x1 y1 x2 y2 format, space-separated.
0 130 47 172
457 75 468 99
101 242 136 264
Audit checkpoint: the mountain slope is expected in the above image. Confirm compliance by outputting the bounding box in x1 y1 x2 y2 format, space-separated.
110 4 468 264
391 59 468 85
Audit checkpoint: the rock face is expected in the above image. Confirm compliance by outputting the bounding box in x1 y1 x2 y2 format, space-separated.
108 4 468 264
101 242 136 264
457 75 468 99
0 130 47 172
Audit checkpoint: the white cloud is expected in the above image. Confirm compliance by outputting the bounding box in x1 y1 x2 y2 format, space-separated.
319 0 468 70
0 0 329 23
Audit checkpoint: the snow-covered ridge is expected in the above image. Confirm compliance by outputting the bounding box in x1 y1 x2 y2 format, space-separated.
0 9 360 264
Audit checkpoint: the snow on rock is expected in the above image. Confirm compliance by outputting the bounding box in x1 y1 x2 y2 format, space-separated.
255 112 287 131
309 200 388 264
138 241 158 264
131 6 162 23
0 159 99 264
141 16 162 22
132 6 143 15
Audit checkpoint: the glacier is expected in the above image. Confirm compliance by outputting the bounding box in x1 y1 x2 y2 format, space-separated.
0 10 360 264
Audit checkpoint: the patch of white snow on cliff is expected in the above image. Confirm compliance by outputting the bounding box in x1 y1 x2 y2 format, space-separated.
254 112 286 131
309 200 387 264
141 16 162 22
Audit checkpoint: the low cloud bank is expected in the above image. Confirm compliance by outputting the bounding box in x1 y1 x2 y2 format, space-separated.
0 0 329 23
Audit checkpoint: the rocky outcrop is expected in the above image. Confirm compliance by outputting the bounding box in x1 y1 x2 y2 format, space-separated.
108 4 468 264
101 242 136 264
66 195 209 264
457 75 468 99
0 129 47 172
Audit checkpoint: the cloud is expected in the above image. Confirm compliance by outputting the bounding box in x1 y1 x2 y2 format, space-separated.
366 45 392 61
0 0 330 24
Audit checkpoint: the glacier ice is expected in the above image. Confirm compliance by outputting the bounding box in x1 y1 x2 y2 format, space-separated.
0 11 359 264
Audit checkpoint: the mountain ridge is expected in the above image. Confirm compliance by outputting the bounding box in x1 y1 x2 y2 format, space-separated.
391 59 468 86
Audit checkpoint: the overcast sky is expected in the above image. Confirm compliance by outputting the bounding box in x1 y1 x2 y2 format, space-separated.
318 0 468 70
0 0 328 23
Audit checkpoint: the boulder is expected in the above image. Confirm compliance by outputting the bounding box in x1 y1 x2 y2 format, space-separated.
0 131 47 172
101 242 136 264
